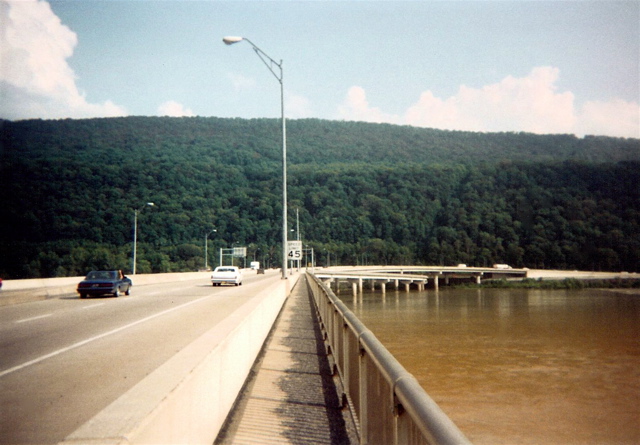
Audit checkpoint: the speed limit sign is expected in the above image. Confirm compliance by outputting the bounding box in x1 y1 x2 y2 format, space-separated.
287 240 302 260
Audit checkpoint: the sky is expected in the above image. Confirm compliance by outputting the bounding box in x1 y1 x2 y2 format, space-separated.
1 0 639 138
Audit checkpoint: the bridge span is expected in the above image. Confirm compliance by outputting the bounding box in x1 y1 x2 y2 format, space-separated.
314 265 528 293
3 267 635 444
1 269 471 444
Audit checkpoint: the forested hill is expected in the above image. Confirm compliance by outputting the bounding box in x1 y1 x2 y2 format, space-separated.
2 117 639 165
1 116 639 279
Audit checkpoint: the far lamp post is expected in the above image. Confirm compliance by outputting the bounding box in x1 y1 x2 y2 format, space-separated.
132 202 155 275
223 36 288 279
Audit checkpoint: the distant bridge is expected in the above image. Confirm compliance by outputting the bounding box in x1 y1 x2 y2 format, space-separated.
314 265 528 293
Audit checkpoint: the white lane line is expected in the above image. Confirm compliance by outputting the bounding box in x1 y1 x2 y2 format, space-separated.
82 303 105 309
0 294 211 379
16 314 52 324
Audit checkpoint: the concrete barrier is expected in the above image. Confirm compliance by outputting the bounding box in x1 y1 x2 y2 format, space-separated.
59 273 299 445
0 271 212 306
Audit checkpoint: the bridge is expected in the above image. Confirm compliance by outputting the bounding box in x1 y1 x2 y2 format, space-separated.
2 267 635 444
1 269 475 444
315 265 528 293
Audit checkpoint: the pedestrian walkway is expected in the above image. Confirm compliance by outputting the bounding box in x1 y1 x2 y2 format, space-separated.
215 275 359 444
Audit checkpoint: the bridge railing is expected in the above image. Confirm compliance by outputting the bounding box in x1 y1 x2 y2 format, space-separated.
306 272 471 445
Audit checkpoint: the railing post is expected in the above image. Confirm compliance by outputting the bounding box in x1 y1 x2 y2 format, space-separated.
359 344 368 444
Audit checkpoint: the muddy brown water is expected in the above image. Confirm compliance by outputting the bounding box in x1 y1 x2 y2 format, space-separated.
343 288 640 444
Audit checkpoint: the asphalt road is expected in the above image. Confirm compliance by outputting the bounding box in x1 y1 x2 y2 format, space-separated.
0 271 282 445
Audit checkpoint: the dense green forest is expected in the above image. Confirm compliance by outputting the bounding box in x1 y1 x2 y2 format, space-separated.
1 116 639 279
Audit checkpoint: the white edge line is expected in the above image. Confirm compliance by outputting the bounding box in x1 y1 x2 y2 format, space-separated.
0 295 211 379
15 314 52 324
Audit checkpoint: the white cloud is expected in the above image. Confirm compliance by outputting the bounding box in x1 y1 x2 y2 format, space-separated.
406 67 578 134
338 67 639 138
338 86 401 126
0 0 126 120
157 100 195 117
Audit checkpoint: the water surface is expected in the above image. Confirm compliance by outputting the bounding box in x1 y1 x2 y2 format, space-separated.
343 288 640 444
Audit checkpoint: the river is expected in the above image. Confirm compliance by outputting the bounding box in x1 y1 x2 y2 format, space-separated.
343 287 640 444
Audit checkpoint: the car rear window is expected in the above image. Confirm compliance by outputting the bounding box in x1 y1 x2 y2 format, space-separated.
86 271 114 280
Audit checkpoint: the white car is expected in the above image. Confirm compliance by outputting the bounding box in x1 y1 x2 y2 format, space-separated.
211 266 243 286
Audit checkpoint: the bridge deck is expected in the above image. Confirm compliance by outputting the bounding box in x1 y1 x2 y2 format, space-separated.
314 266 528 290
214 275 359 445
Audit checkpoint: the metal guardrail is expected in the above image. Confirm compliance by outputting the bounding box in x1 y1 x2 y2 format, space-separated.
306 272 472 445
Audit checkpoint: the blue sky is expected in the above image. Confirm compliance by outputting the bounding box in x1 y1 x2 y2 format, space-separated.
1 0 638 137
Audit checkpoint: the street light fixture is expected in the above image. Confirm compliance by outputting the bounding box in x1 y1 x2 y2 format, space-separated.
223 35 288 280
204 228 217 270
132 202 155 275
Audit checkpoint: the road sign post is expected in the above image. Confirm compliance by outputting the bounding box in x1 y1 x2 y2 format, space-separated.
220 247 247 267
287 240 302 271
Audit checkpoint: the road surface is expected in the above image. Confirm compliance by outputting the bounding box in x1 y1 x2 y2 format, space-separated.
0 271 281 444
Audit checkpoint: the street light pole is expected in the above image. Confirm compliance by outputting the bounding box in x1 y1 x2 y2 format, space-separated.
223 36 288 280
296 208 300 271
132 202 155 275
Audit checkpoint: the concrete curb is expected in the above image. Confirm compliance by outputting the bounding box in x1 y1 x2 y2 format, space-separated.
59 273 299 445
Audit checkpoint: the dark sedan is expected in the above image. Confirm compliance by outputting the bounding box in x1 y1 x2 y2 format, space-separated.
77 270 132 298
